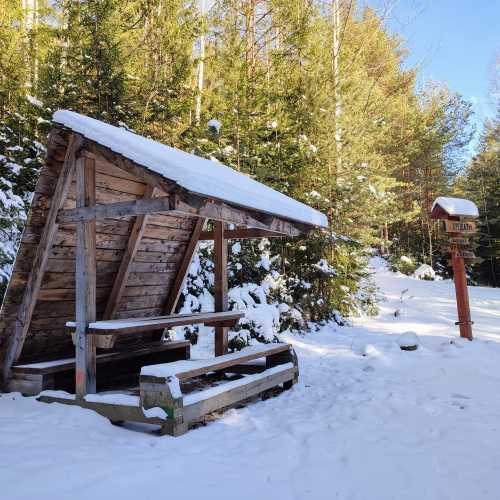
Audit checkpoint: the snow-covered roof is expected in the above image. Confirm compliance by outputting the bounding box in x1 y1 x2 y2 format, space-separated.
53 110 328 228
432 197 479 218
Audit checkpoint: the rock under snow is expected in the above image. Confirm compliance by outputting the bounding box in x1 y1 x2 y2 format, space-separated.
413 264 435 280
397 331 419 350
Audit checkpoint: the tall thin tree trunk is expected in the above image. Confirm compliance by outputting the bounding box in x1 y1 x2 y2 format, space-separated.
195 0 206 126
331 0 342 220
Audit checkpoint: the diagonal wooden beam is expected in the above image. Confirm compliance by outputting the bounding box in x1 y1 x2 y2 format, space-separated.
103 185 155 320
2 133 83 383
163 217 206 315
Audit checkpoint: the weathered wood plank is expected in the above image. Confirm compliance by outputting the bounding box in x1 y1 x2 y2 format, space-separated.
182 366 296 422
57 196 173 224
38 394 168 428
104 185 155 320
66 311 244 335
82 142 176 194
143 224 192 241
2 133 83 383
75 156 97 397
213 221 228 356
147 213 196 230
134 251 181 263
138 239 186 253
36 170 146 197
23 228 131 250
117 294 168 312
167 344 291 381
14 257 119 275
199 228 285 240
171 192 304 237
13 340 190 375
122 285 170 297
163 218 206 315
127 272 176 287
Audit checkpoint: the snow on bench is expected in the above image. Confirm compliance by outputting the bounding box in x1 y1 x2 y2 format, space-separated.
10 341 191 395
140 343 291 380
65 311 244 335
38 344 298 436
140 343 299 435
183 363 294 406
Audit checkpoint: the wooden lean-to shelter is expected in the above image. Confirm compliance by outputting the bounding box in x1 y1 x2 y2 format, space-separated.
0 111 327 435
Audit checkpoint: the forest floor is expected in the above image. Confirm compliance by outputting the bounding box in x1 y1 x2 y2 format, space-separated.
1 258 500 500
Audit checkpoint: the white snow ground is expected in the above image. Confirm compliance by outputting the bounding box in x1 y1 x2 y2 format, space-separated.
1 258 500 500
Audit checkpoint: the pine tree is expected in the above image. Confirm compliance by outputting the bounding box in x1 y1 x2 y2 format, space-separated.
456 110 500 286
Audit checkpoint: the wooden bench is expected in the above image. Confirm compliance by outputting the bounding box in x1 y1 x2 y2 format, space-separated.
65 311 244 348
10 340 190 395
38 343 298 436
140 343 299 436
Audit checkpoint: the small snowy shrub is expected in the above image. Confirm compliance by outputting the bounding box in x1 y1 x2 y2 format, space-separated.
0 99 50 298
388 254 417 276
413 264 436 281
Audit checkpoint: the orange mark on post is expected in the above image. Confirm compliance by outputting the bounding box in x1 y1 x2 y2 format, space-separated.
75 371 85 387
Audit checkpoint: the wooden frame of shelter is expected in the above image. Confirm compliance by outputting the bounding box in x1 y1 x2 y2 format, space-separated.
0 111 327 434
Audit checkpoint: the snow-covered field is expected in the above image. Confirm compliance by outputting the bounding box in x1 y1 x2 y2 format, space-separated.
2 258 500 500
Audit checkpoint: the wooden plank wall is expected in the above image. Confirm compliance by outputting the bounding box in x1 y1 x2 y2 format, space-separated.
0 130 196 364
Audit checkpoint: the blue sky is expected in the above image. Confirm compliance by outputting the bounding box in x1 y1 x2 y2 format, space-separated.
364 0 499 156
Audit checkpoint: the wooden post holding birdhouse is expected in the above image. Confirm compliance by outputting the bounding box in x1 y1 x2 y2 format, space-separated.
431 197 479 340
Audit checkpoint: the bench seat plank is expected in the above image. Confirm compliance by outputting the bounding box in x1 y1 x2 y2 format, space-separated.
182 363 295 421
12 340 190 375
141 343 290 381
65 311 244 335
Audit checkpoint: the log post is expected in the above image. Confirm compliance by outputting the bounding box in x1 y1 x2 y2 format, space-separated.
75 156 97 397
213 221 228 356
452 253 473 340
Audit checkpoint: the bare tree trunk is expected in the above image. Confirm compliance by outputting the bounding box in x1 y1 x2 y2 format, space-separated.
23 0 39 90
331 0 342 220
195 0 206 125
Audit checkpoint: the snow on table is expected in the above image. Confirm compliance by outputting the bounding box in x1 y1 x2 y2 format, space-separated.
53 110 328 228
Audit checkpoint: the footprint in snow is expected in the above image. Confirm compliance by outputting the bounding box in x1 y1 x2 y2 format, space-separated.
451 393 471 400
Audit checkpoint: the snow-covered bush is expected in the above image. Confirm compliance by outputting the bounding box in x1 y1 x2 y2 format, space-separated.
388 254 417 276
0 98 50 298
413 264 436 281
175 228 376 350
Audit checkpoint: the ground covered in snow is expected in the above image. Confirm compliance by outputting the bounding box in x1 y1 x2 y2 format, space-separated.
2 259 500 500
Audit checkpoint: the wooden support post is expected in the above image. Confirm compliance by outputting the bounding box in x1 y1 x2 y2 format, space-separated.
75 156 97 397
452 253 473 340
213 221 228 356
2 134 82 384
163 217 206 314
104 185 155 319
